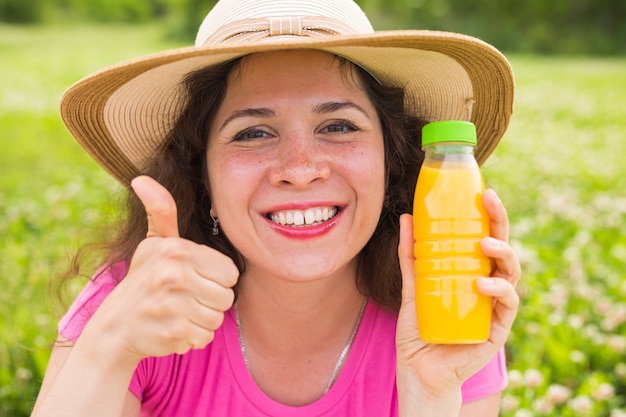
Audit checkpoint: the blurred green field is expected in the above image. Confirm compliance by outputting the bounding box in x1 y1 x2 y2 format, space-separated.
1 24 625 416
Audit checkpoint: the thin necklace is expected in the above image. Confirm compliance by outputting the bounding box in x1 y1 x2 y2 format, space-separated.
234 298 367 394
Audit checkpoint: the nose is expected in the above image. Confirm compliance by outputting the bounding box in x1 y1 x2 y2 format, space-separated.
268 132 331 188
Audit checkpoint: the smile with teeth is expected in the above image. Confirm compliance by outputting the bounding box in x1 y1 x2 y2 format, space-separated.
269 206 339 227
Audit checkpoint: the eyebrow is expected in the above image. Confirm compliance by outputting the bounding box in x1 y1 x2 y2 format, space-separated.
313 101 371 120
219 101 371 132
219 108 276 132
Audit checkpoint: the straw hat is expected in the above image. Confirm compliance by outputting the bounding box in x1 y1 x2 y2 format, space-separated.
60 0 514 185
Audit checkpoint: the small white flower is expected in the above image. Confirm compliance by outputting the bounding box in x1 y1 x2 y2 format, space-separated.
15 368 32 382
524 369 544 388
525 322 542 335
592 383 615 401
567 314 584 329
608 335 626 353
583 324 601 340
514 409 534 417
610 409 626 417
570 350 586 364
548 313 564 325
567 395 594 415
508 369 524 389
501 394 520 412
533 397 554 414
546 384 572 405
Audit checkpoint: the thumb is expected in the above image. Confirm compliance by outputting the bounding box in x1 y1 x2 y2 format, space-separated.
130 175 179 238
396 213 421 343
398 213 416 308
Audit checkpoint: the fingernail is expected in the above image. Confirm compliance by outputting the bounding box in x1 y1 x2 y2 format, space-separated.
485 237 502 249
488 189 502 204
477 277 495 288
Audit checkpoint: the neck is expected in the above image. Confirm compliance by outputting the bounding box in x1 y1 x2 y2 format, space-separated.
234 264 367 405
235 261 364 344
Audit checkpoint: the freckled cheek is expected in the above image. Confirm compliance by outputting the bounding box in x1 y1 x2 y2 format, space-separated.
346 153 385 237
345 147 385 187
365 167 386 207
336 151 386 219
208 155 266 212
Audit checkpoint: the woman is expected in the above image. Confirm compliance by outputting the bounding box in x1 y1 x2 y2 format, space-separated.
32 0 520 416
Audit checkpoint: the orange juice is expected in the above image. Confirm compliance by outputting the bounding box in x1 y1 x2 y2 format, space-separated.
413 121 492 344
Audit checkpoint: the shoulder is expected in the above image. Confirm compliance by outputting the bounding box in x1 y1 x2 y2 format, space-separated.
362 300 508 405
352 300 398 375
57 262 127 342
130 312 237 413
365 300 398 339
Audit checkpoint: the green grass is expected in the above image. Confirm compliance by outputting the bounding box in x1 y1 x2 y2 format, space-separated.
1 24 625 416
0 23 186 415
483 56 626 416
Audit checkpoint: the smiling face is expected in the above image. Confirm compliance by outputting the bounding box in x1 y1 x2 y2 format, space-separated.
206 50 385 282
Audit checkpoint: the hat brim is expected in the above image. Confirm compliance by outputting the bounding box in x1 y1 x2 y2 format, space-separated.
60 30 514 185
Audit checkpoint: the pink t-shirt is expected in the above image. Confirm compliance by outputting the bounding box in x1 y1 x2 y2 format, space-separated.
59 265 507 416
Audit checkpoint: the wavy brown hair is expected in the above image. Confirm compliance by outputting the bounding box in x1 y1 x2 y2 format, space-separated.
74 54 426 311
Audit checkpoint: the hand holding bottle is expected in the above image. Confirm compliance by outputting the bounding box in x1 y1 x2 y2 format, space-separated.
395 188 520 415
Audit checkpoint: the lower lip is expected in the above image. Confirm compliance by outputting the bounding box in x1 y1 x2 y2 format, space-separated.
265 210 342 239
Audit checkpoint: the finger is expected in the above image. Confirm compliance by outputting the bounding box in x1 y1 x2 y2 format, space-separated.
185 297 232 351
191 247 240 289
480 237 521 286
483 189 509 243
131 175 179 238
188 305 227 334
193 278 236 312
477 277 519 342
170 321 218 354
477 278 519 311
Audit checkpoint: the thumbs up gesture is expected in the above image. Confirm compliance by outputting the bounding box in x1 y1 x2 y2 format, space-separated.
85 176 239 363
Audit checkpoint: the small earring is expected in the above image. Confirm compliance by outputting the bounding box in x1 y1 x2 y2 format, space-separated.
210 211 220 236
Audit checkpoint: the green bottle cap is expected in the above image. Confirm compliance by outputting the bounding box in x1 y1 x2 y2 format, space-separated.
421 120 477 146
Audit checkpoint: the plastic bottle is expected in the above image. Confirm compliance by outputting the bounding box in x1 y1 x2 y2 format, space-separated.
413 120 492 344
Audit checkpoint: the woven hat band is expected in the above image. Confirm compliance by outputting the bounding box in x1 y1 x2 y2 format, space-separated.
194 0 374 47
201 15 361 46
